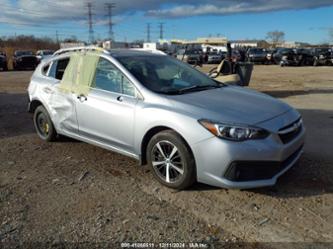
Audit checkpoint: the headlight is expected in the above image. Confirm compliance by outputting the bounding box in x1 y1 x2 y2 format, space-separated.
199 119 269 141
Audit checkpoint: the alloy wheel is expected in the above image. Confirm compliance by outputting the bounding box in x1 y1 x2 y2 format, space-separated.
151 140 184 183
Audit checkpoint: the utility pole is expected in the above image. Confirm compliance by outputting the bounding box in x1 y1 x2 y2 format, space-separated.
105 3 116 41
86 2 94 44
158 22 164 40
146 23 151 42
55 30 59 44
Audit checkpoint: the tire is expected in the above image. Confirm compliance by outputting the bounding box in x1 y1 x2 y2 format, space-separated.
147 130 196 190
33 105 57 142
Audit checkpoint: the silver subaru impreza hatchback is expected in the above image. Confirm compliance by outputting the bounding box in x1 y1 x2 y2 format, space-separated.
28 47 305 189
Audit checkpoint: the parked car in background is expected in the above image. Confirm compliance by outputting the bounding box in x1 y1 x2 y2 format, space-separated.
207 51 223 64
0 51 8 71
176 49 203 65
13 50 38 70
280 49 314 67
311 48 333 66
36 50 54 63
273 48 294 65
265 49 276 64
246 48 268 64
28 47 305 190
231 50 241 62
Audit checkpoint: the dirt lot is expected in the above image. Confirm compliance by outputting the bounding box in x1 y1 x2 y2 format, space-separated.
1 65 333 248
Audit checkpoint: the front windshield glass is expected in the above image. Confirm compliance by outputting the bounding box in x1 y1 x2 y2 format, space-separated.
117 55 219 94
16 51 33 56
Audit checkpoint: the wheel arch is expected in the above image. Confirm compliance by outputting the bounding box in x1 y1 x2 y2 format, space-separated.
28 99 44 113
140 126 195 167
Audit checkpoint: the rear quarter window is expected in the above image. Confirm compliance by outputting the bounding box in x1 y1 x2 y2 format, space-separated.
42 64 50 76
48 58 70 80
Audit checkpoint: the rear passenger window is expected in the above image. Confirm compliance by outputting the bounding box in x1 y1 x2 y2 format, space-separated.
48 58 70 80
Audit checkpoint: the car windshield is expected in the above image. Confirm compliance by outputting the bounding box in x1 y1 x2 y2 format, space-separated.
316 48 330 53
249 48 264 53
117 55 220 94
16 51 33 56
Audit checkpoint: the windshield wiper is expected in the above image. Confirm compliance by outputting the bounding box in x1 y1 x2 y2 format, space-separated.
158 84 223 95
177 84 222 94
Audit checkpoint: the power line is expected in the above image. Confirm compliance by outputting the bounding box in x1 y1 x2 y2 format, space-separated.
56 30 59 44
86 2 94 43
105 3 116 41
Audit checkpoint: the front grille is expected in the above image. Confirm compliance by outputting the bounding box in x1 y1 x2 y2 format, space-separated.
224 146 303 182
22 57 37 63
278 118 303 144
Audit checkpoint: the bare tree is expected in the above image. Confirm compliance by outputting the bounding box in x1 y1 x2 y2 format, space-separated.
266 30 285 47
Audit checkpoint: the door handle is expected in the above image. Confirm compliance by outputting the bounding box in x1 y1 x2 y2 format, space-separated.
117 96 123 102
77 94 87 102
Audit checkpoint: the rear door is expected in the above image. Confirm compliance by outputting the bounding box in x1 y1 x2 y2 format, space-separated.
75 57 138 154
43 57 79 135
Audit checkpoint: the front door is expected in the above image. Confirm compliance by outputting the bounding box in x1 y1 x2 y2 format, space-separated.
75 57 138 153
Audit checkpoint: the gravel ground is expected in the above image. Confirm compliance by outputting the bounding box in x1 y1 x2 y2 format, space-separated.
0 65 333 248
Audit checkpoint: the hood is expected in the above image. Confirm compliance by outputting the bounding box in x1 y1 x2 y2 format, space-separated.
167 85 291 125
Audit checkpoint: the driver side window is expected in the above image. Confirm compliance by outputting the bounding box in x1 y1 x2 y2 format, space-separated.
94 58 136 97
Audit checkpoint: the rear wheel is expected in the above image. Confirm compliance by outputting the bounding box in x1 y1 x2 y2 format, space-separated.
147 130 196 189
33 105 57 141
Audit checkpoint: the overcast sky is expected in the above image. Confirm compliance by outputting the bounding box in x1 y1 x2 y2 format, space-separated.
1 0 332 43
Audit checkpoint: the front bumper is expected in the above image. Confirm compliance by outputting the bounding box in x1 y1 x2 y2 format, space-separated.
208 58 221 64
192 111 306 189
249 57 266 62
15 60 37 69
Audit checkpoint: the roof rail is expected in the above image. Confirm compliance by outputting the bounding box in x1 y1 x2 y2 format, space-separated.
53 46 110 56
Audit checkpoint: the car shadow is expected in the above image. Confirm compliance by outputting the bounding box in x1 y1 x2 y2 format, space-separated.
0 92 81 143
0 92 35 138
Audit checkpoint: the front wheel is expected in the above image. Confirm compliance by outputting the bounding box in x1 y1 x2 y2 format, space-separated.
33 105 57 141
147 130 196 189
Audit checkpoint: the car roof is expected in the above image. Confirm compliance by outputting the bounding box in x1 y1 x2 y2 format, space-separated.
109 49 164 57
